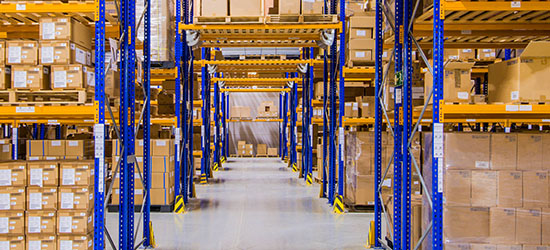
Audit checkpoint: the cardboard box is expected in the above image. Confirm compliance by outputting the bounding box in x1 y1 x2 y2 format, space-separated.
444 170 471 206
25 210 56 234
27 140 45 157
444 49 460 61
240 106 251 119
348 16 374 39
346 175 374 205
0 211 24 235
50 65 94 90
471 244 497 250
0 187 26 211
477 49 496 61
6 40 38 65
57 210 93 235
496 245 522 250
200 0 228 16
516 208 542 244
39 17 93 49
523 171 548 208
279 0 300 14
135 139 144 156
39 41 90 66
257 101 278 118
26 234 56 250
459 49 476 61
151 187 174 205
152 156 175 173
27 187 57 211
0 67 11 90
497 171 522 208
11 65 49 90
257 144 267 156
517 134 543 171
543 134 550 170
490 134 517 170
489 42 550 103
0 162 26 187
472 170 497 207
348 39 375 63
490 207 516 244
424 62 474 103
111 189 144 205
444 133 490 170
245 144 254 156
0 41 4 66
58 234 92 250
267 148 278 157
0 235 25 250
543 208 550 245
65 140 93 159
46 140 65 157
443 206 489 243
230 0 262 16
27 161 58 187
58 186 93 211
522 246 549 250
152 139 173 156
151 171 174 189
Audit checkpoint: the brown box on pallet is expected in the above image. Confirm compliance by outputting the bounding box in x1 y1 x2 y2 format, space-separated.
490 207 516 244
25 210 56 235
27 161 58 187
496 245 522 250
489 42 550 103
0 211 24 236
151 171 174 189
348 16 374 39
348 39 375 63
50 65 94 90
542 208 550 245
230 0 262 16
0 143 11 162
65 140 93 159
471 244 498 250
27 187 57 211
425 61 474 104
444 170 471 206
267 148 277 157
346 175 374 205
517 134 543 171
199 0 228 16
477 49 496 61
152 139 173 156
58 186 93 211
279 0 300 14
0 67 11 90
6 40 38 65
257 144 267 156
523 171 548 208
45 140 65 157
39 41 91 66
11 65 49 90
523 246 550 250
497 171 522 208
0 235 25 250
39 17 93 49
0 161 26 187
302 0 324 14
58 234 93 250
445 133 490 170
443 206 489 243
0 187 26 211
60 161 93 186
459 49 476 61
111 189 144 205
0 41 4 66
27 140 45 157
151 187 174 205
57 210 93 235
27 234 56 250
245 144 254 156
516 208 542 245
152 156 175 173
472 170 497 207
490 134 517 170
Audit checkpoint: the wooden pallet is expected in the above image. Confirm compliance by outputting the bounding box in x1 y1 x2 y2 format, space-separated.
265 14 338 23
256 154 268 157
0 89 92 105
107 203 174 213
344 198 375 213
193 15 265 24
347 61 376 67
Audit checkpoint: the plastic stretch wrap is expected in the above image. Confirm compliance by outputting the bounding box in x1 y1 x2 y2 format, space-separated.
422 132 550 250
136 0 175 62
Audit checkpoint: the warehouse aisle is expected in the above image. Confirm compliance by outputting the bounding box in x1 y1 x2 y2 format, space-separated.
107 158 373 250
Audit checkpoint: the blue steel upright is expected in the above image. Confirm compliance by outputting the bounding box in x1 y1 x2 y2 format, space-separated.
321 0 329 197
279 92 283 157
214 75 221 170
337 0 346 198
187 1 196 198
181 0 189 203
200 48 208 182
93 0 106 248
393 0 404 245
373 0 383 244
328 0 337 204
290 73 298 170
402 0 413 247
174 0 183 199
282 87 288 160
308 47 315 184
143 0 152 246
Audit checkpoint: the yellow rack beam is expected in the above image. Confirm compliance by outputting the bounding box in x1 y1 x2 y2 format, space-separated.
221 88 289 92
0 2 96 13
194 59 324 65
179 23 341 31
442 1 550 11
228 119 283 122
211 78 301 82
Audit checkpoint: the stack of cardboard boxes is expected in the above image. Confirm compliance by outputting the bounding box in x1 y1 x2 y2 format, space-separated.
256 101 278 118
256 144 268 157
423 132 550 249
26 140 93 161
267 147 278 157
347 16 375 67
4 17 94 92
111 139 175 206
0 159 95 249
237 141 254 157
230 106 252 120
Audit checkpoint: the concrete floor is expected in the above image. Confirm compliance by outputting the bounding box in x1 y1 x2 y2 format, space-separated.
107 157 374 250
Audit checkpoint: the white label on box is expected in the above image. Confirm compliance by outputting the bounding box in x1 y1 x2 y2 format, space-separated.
135 189 143 195
68 141 79 147
510 91 519 101
60 240 73 250
382 179 392 187
30 168 43 187
62 168 76 185
8 46 21 64
0 170 11 186
0 241 8 250
356 30 367 37
505 105 519 112
156 140 166 146
61 192 74 209
87 71 95 86
51 141 61 146
395 88 402 104
0 217 8 233
511 1 521 8
457 92 469 100
2 145 8 153
139 140 143 146
42 22 55 40
355 51 366 58
14 71 27 88
76 47 87 65
59 216 72 233
519 105 532 111
475 161 489 169
28 216 41 233
0 193 9 210
462 49 472 53
29 192 42 210
41 46 54 64
54 71 67 88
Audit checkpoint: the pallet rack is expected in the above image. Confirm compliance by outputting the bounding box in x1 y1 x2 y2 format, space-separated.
371 0 550 249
